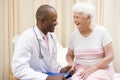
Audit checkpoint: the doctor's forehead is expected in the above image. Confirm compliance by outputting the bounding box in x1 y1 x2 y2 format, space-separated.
36 5 56 20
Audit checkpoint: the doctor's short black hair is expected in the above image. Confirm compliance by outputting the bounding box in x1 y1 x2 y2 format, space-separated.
36 4 56 21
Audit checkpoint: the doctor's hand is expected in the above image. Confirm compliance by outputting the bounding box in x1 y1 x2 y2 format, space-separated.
60 65 72 73
46 75 65 80
68 63 75 75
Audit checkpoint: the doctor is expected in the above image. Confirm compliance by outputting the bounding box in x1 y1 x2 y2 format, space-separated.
12 5 71 80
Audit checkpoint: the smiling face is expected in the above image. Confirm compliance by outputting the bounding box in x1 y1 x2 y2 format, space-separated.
73 12 90 31
36 5 58 35
43 9 58 33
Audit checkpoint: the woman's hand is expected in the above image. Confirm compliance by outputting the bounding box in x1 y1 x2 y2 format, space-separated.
79 66 97 80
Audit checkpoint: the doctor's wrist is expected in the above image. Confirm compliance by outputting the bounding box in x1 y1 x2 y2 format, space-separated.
60 65 72 73
46 76 51 80
46 75 65 80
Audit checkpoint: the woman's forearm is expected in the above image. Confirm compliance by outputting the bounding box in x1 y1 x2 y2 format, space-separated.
66 55 74 66
93 55 114 69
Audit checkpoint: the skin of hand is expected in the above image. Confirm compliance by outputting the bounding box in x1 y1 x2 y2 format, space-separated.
79 66 97 80
67 69 75 75
60 65 72 73
46 75 65 80
67 64 76 75
79 43 114 80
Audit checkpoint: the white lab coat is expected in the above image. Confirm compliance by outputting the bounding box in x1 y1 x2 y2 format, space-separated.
11 26 62 80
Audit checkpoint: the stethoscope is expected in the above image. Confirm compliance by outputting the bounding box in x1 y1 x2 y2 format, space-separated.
33 26 56 59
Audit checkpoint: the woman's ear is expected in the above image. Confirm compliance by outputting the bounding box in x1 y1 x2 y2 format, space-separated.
87 15 91 20
87 15 91 23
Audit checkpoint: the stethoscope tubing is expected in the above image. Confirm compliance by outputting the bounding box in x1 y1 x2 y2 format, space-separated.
33 26 56 59
33 26 43 59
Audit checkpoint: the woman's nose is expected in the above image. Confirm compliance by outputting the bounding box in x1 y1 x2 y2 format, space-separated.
74 19 77 24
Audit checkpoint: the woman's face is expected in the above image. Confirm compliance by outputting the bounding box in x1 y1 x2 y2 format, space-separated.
73 12 89 31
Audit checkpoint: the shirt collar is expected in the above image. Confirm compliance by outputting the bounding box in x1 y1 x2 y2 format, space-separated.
34 25 50 39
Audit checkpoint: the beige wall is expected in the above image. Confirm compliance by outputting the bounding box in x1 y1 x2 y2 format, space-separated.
0 0 120 79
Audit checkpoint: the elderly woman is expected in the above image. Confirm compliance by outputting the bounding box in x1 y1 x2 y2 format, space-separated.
66 2 114 80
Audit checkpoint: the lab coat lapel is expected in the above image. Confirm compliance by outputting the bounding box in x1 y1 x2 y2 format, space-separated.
34 26 51 61
48 35 53 57
39 38 51 57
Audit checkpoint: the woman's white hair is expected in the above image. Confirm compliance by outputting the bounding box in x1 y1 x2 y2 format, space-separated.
72 2 96 20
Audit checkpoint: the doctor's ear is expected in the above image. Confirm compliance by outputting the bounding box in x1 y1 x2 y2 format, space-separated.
41 19 48 23
41 19 45 22
39 19 46 25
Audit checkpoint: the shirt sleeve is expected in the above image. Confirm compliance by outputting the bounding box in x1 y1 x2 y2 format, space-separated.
11 35 48 80
68 33 74 50
102 28 112 47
